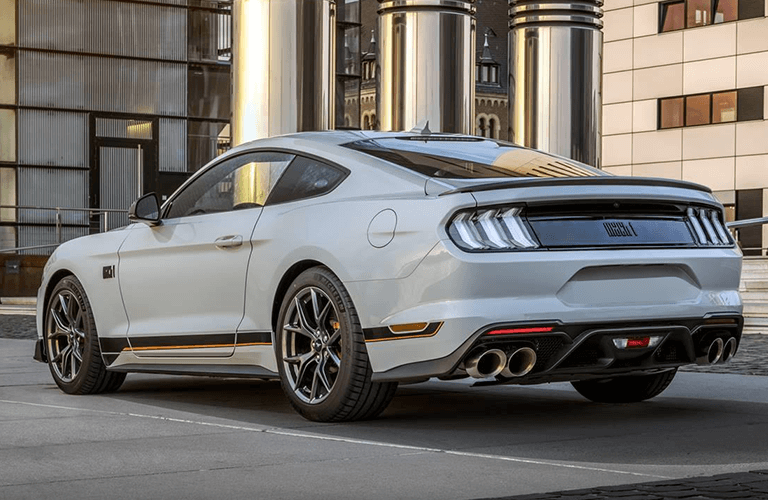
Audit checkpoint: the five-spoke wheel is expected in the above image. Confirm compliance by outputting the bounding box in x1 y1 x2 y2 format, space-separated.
45 276 126 394
276 267 397 422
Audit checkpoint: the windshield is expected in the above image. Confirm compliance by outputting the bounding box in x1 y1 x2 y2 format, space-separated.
343 137 607 179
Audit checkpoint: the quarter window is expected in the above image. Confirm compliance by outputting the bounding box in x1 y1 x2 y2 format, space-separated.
165 151 294 219
266 156 347 205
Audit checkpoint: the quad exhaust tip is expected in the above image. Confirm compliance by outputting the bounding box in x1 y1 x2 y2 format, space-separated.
720 337 737 363
696 337 724 365
464 349 507 379
501 347 537 378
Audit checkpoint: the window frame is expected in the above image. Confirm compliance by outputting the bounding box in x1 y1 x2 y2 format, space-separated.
659 0 763 32
658 87 765 130
161 148 350 218
659 0 686 32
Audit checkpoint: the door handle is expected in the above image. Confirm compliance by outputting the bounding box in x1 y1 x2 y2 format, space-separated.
214 234 243 248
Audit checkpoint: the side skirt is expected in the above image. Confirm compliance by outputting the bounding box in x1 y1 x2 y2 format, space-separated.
107 363 279 379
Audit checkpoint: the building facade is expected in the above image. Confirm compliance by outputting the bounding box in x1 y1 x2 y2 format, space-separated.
601 0 768 252
0 0 233 253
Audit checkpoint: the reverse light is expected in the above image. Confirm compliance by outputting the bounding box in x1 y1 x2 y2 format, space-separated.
612 336 663 349
448 207 540 251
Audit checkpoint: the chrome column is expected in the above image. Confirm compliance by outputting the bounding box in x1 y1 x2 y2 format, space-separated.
377 0 475 134
232 0 336 145
509 0 603 166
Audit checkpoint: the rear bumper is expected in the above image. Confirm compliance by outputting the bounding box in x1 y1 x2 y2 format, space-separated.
348 240 742 377
371 314 743 383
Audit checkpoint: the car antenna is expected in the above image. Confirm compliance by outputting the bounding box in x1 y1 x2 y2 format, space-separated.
409 120 431 136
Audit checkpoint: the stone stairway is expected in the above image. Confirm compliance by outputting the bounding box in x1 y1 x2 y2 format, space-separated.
740 258 768 333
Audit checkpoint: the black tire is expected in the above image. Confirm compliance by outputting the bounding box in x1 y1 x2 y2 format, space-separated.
571 369 677 403
44 276 126 395
275 267 397 422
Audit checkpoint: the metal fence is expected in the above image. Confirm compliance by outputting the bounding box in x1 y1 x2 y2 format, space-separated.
727 218 768 257
0 205 128 254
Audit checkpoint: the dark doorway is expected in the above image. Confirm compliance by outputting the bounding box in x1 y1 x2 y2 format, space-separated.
90 116 158 232
736 189 763 256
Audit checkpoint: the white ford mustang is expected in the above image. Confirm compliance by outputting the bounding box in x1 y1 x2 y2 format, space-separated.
34 131 743 421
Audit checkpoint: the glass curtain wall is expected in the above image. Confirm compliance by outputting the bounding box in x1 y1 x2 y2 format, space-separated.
0 0 233 253
336 0 362 129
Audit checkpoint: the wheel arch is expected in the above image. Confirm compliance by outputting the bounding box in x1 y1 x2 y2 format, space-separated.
271 259 328 334
42 269 76 320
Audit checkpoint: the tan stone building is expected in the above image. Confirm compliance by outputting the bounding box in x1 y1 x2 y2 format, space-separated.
601 0 768 250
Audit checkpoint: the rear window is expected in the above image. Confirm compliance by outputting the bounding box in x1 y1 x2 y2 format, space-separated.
343 137 606 179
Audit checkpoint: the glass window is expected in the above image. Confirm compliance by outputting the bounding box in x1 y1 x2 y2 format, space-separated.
189 9 231 62
188 64 231 119
661 1 686 31
737 86 765 122
687 0 712 27
738 0 765 18
0 108 15 162
686 94 711 126
188 120 229 173
337 0 361 24
0 0 15 45
267 156 347 205
344 138 606 179
0 167 16 222
714 0 738 22
0 49 14 105
660 97 684 128
712 91 737 123
165 152 294 219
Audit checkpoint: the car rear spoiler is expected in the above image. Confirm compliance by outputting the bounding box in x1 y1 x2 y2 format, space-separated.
438 177 712 196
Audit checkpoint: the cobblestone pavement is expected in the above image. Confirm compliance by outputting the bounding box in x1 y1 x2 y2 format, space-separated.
484 470 768 500
4 315 764 375
0 315 36 340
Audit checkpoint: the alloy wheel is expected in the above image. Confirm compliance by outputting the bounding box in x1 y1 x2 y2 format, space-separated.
46 291 86 383
281 287 342 404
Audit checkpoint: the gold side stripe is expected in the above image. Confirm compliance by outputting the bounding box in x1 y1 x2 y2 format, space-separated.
128 342 271 352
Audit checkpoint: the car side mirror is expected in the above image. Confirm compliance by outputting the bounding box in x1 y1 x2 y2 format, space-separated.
128 192 162 226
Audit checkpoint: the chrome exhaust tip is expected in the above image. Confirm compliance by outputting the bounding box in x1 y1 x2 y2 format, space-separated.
720 337 737 363
501 347 537 378
696 337 724 365
464 349 507 379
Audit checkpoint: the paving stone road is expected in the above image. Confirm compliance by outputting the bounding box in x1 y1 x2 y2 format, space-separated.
486 470 768 500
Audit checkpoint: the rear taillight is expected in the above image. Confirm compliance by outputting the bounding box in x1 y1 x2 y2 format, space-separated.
686 207 732 247
448 207 540 251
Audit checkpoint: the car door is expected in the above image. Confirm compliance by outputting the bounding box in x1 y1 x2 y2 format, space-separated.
118 151 295 357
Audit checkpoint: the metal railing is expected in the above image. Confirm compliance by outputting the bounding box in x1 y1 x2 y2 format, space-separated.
726 217 768 256
0 205 128 254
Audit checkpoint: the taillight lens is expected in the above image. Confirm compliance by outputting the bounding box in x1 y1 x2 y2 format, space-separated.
686 207 732 246
448 207 540 251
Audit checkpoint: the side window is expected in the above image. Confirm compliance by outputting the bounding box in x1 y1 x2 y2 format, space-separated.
165 151 294 219
266 156 348 205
